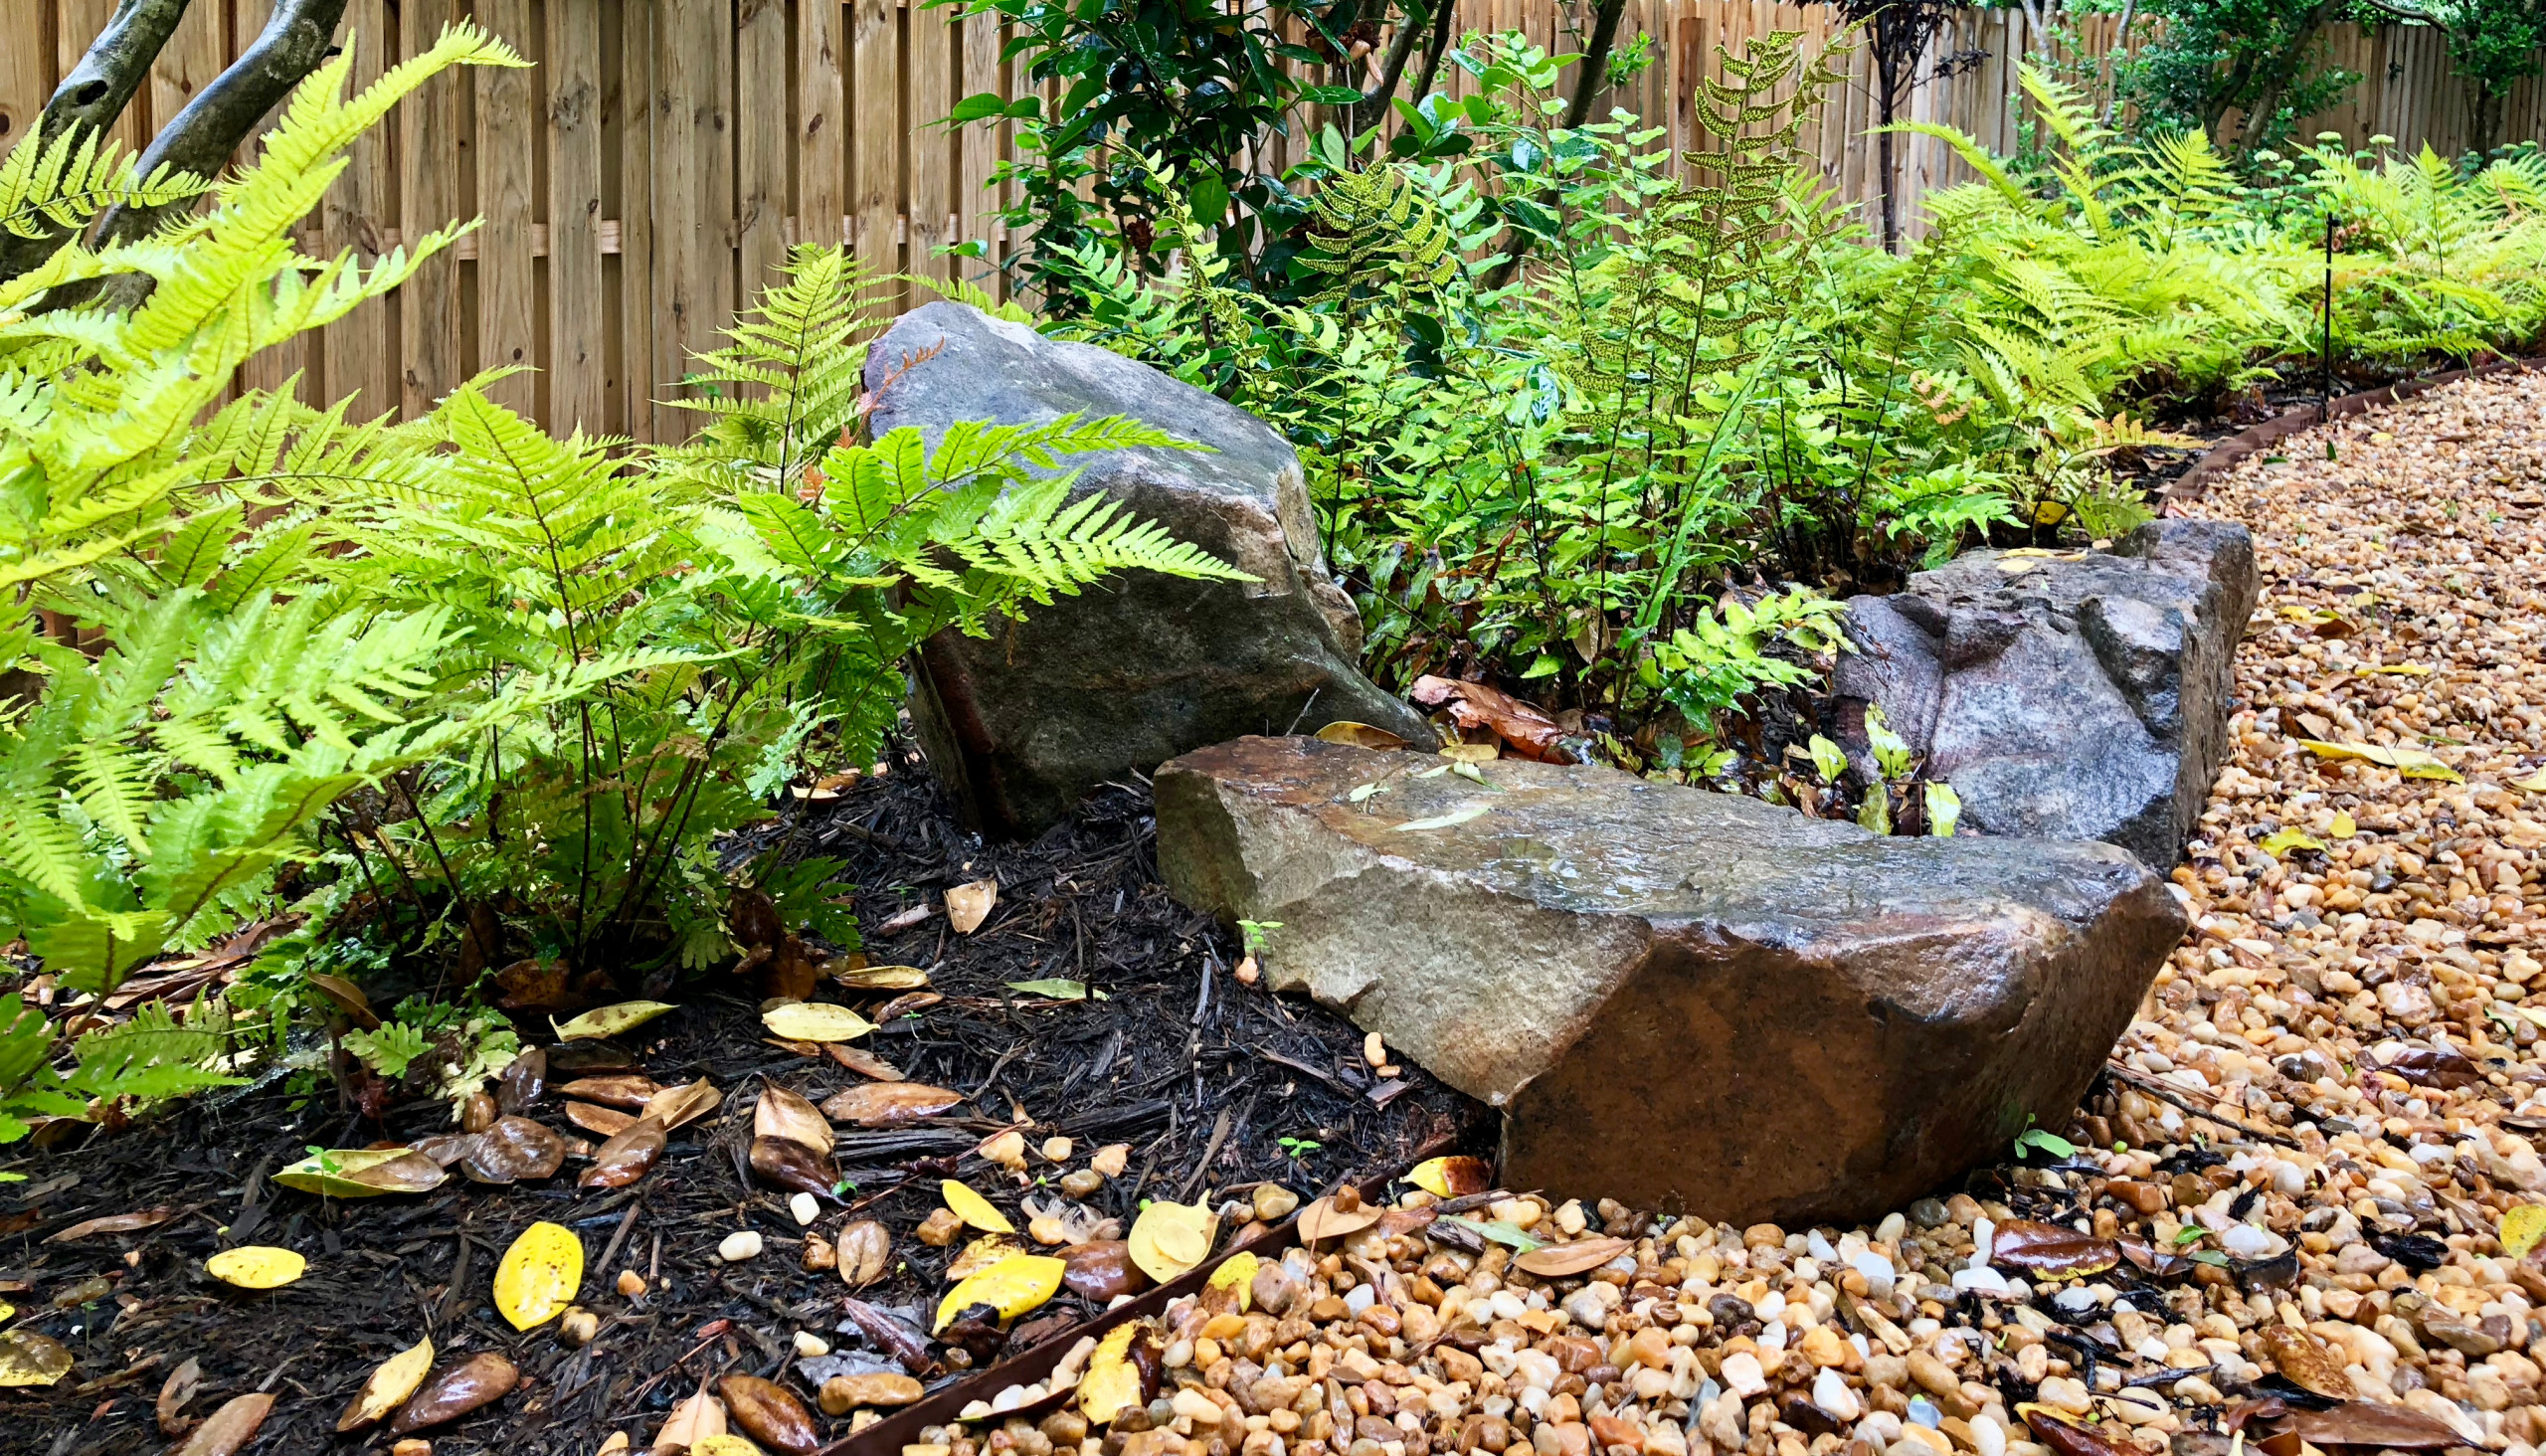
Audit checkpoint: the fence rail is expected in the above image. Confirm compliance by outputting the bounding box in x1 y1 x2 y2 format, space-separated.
4 0 2540 441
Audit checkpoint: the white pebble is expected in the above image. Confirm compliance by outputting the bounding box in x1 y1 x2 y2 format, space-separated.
1813 1367 1862 1421
1344 1283 1376 1315
1971 1217 1994 1265
1852 1250 1898 1299
1720 1351 1768 1397
718 1230 764 1262
1875 1212 1907 1245
795 1331 829 1359
1950 1266 2011 1295
790 1191 819 1225
1972 1414 2007 1456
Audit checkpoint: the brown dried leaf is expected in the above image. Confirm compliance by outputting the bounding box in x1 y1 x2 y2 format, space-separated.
837 1219 891 1287
2259 1326 2353 1399
389 1353 520 1435
306 974 381 1029
872 991 942 1022
410 1134 473 1169
1409 675 1570 763
719 1373 820 1455
496 1046 548 1114
833 964 931 991
946 879 998 934
171 1393 274 1456
565 1102 636 1137
0 1329 73 1387
2382 1045 2482 1090
1513 1235 1631 1278
749 1135 840 1198
157 1356 202 1435
1295 1196 1382 1244
580 1119 666 1189
1986 1220 2120 1281
654 1387 727 1453
821 1082 962 1128
1313 721 1410 750
46 1207 177 1242
2023 1408 2141 1456
753 1085 833 1154
557 1075 661 1111
642 1077 720 1131
2277 1403 2468 1449
461 1117 569 1183
822 1042 905 1081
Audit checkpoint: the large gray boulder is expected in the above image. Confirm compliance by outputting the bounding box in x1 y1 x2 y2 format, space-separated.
863 302 1431 836
1157 735 2185 1226
1833 520 2259 867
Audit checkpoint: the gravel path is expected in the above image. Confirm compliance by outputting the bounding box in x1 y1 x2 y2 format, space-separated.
908 374 2546 1456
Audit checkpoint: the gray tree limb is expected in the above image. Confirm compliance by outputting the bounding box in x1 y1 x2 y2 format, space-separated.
1350 2 1436 137
0 0 200 283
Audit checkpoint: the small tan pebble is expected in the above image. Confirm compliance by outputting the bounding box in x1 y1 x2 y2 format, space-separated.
982 1129 1027 1171
820 1373 929 1416
393 1442 434 1456
1362 1031 1385 1067
916 1207 964 1246
1060 1170 1105 1198
718 1230 764 1262
1553 1199 1587 1236
850 1410 882 1433
1089 1144 1130 1178
617 1269 647 1297
595 1436 631 1456
1252 1183 1299 1221
1234 954 1259 985
559 1307 601 1347
795 1331 830 1359
802 1233 837 1272
790 1191 819 1226
1042 1137 1073 1163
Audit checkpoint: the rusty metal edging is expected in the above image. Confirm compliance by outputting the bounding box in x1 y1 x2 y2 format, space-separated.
2162 353 2546 508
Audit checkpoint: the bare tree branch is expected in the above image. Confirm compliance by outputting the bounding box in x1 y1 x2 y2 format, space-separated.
0 0 199 283
1561 0 1630 128
1350 2 1437 138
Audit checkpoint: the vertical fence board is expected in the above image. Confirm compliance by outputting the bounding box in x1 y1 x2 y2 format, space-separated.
800 0 845 244
908 4 953 288
321 0 395 423
475 0 539 412
850 0 897 282
550 0 608 434
400 0 466 419
737 0 789 300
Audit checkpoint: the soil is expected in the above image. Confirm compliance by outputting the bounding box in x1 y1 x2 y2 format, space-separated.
0 760 1491 1455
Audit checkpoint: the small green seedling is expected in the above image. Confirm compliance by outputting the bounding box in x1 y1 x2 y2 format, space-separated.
1278 1136 1323 1159
2011 1117 2075 1160
1237 920 1282 956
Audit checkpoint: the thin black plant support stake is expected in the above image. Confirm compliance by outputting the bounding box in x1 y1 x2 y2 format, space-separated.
2321 210 2336 425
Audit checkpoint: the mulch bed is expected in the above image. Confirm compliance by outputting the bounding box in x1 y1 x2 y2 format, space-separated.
0 762 1490 1455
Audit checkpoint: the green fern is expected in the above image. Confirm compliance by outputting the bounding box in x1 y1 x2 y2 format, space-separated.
0 125 204 244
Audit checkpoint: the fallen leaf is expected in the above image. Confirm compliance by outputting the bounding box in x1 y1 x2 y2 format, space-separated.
337 1336 435 1431
1078 1321 1162 1423
821 1082 962 1128
2513 768 2546 794
553 1001 679 1041
2295 738 2465 783
837 1219 891 1286
2383 1044 2482 1089
750 1135 841 1198
497 1046 547 1113
565 1101 636 1137
274 1148 449 1198
462 1117 569 1183
1435 1214 1542 1252
946 879 999 934
2257 827 2325 857
495 958 576 1012
1296 1196 1382 1244
721 1373 820 1455
833 964 931 991
760 1002 875 1043
158 1356 202 1434
580 1119 667 1189
1388 803 1492 831
1515 1235 1630 1278
1439 742 1498 764
1127 1200 1218 1282
46 1206 178 1241
2329 810 2357 837
557 1074 662 1110
2504 1205 2546 1261
206 1245 305 1289
1409 676 1569 762
1204 1251 1260 1313
935 1252 1066 1331
942 1180 1014 1234
1406 1157 1493 1198
948 1233 1027 1280
2277 1402 2467 1448
171 1393 274 1456
654 1387 727 1453
306 974 381 1029
0 1329 74 1386
822 1043 905 1080
2258 1325 2350 1398
1985 1220 2120 1281
1005 978 1091 1001
493 1221 585 1332
389 1353 521 1435
1314 721 1410 750
754 1085 834 1154
873 991 941 1021
694 1438 764 1456
642 1077 722 1130
2023 1408 2140 1456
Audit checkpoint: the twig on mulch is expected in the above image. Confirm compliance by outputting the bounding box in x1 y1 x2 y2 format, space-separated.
2103 1060 2304 1150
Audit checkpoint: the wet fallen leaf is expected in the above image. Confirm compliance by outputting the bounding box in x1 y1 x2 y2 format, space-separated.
2258 1325 2350 1398
833 964 930 991
2023 1407 2140 1456
943 1179 1014 1234
935 1252 1066 1331
172 1392 274 1456
760 1002 875 1043
558 1074 662 1110
1005 978 1091 1001
1406 1157 1493 1198
1127 1200 1218 1282
2382 1044 2481 1089
306 973 381 1029
0 1329 74 1386
46 1206 178 1241
158 1356 202 1434
1514 1235 1631 1278
1296 1196 1382 1244
1314 721 1410 750
822 1043 904 1080
754 1085 834 1153
749 1135 841 1198
2504 1205 2546 1261
2258 827 2324 857
720 1373 820 1455
497 1046 548 1113
206 1245 305 1289
948 1232 1026 1280
643 1077 722 1131
1409 675 1569 761
462 1116 570 1183
1061 1239 1151 1301
2114 1233 2188 1277
837 1219 891 1286
1078 1321 1161 1423
389 1352 521 1435
2329 810 2357 836
275 1147 450 1198
580 1119 666 1189
1204 1251 1260 1313
654 1387 727 1452
337 1336 435 1431
2294 737 2464 782
2278 1402 2467 1448
945 879 999 934
494 1220 585 1330
692 1438 763 1456
2514 768 2546 794
553 1001 678 1041
822 1082 962 1128
873 991 941 1022
1985 1220 2120 1281
566 1101 636 1137
409 1133 474 1168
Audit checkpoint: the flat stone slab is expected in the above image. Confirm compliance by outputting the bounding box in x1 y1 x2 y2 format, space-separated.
1834 520 2259 866
864 302 1431 837
1157 736 2185 1225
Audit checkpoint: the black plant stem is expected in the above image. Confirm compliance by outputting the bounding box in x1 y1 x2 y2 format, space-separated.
2321 210 2336 424
387 770 490 973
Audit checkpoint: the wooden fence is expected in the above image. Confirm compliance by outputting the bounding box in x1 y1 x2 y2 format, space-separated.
3 1 2541 442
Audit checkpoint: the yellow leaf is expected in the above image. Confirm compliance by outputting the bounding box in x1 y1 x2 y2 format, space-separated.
1438 742 1498 764
2258 827 2324 857
935 1252 1065 1331
1407 1157 1465 1196
273 1147 448 1198
2295 738 2464 784
0 1330 73 1387
2504 1206 2546 1261
941 1179 1014 1234
693 1438 766 1456
947 1233 1024 1280
2329 811 2357 838
832 964 930 991
2513 769 2546 794
1314 721 1410 751
2360 663 2430 675
494 1220 585 1331
1128 1200 1219 1283
1079 1322 1151 1423
1206 1252 1260 1312
206 1246 305 1289
551 1001 678 1041
760 1002 876 1042
337 1336 433 1431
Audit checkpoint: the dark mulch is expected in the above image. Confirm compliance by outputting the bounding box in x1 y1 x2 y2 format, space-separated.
0 764 1489 1455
